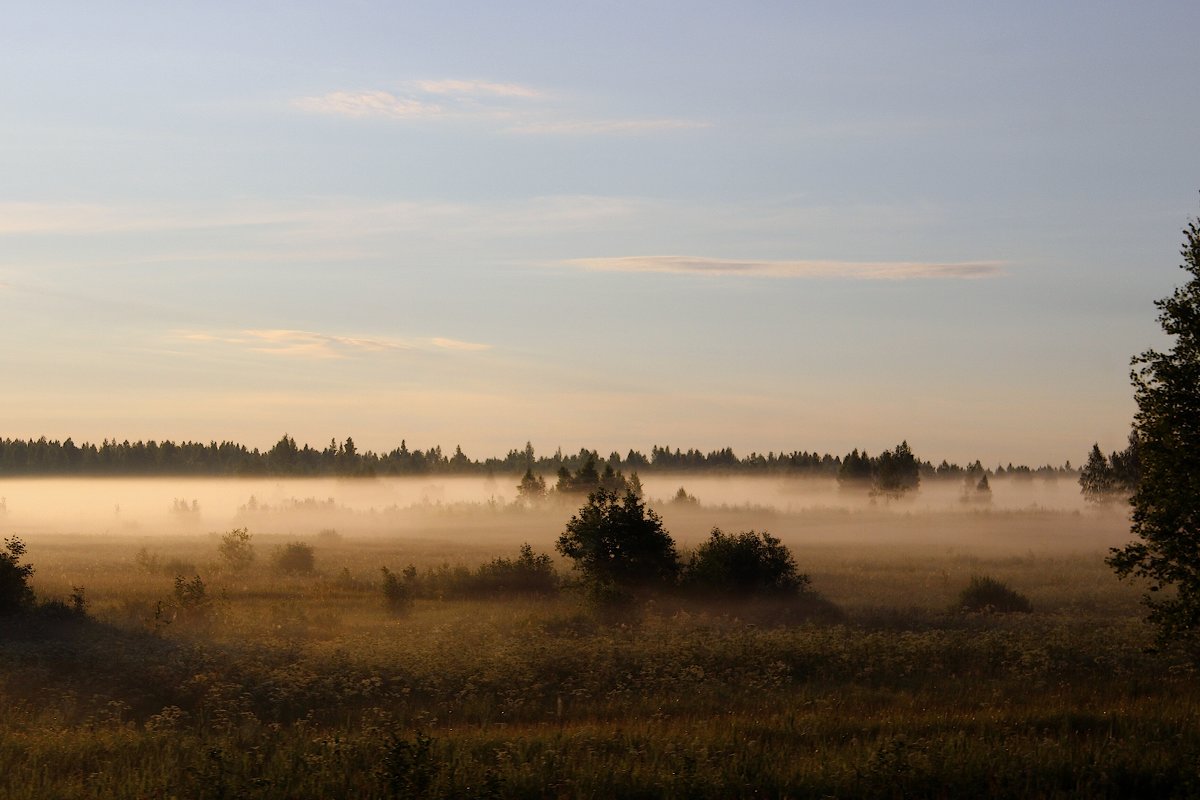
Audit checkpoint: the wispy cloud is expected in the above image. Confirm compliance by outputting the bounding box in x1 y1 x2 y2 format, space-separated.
292 78 541 123
412 79 543 98
505 118 712 136
293 78 708 136
428 337 491 352
292 90 444 120
564 256 1003 280
179 329 491 359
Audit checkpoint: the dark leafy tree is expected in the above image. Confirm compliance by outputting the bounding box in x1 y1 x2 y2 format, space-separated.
0 536 35 614
556 489 679 591
1108 216 1200 647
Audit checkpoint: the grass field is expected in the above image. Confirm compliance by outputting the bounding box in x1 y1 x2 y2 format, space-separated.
2 482 1195 798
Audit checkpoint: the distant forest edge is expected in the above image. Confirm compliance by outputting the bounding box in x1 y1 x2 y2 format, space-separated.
0 435 1076 480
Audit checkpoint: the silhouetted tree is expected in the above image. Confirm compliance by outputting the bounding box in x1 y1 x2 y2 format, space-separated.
516 468 547 503
873 441 920 496
556 489 679 591
0 536 35 615
1108 215 1200 649
1080 443 1118 504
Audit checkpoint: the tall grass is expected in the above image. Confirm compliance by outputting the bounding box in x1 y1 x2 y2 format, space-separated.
0 521 1192 798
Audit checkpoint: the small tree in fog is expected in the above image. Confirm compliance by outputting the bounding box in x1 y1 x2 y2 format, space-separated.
218 527 255 572
516 468 547 503
557 489 679 592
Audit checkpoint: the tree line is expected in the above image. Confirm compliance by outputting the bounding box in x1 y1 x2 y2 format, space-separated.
0 434 1077 480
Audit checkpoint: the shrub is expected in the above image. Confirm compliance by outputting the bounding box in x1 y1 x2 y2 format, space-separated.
956 575 1033 614
681 528 809 597
471 544 557 596
273 541 316 574
217 527 255 572
0 536 35 615
173 574 214 622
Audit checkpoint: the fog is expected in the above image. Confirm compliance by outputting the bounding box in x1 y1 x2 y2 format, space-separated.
0 473 1118 553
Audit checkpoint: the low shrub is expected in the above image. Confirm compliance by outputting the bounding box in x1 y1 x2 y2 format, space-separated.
956 575 1033 614
400 545 559 599
471 543 558 596
273 541 316 574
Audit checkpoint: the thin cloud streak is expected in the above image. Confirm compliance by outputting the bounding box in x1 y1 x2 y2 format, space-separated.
292 90 445 120
292 79 708 135
412 79 543 98
178 329 491 359
565 255 1003 280
505 118 711 136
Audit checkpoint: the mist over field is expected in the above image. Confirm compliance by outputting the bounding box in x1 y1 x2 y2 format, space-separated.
0 472 1123 561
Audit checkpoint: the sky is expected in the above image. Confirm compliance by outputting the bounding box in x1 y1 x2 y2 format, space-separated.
2 1 1198 467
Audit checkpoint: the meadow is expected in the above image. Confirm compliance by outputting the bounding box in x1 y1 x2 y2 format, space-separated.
1 476 1196 798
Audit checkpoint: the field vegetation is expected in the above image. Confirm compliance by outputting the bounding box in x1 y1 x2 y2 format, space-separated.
0 479 1195 798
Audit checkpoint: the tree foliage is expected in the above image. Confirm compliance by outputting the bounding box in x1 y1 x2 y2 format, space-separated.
0 536 35 615
1108 216 1200 646
556 489 679 591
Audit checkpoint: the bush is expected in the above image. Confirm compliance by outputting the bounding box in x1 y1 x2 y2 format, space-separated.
0 536 35 615
956 575 1033 614
471 544 557 596
681 528 809 597
173 574 214 622
273 542 316 574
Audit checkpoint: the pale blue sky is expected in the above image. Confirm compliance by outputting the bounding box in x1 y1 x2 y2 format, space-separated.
2 1 1196 465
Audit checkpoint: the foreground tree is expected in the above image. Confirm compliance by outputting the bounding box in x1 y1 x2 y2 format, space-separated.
556 489 679 592
0 536 35 614
1108 216 1200 647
